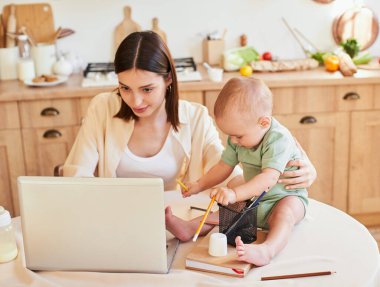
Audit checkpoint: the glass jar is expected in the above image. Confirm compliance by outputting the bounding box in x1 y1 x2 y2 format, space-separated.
0 206 18 263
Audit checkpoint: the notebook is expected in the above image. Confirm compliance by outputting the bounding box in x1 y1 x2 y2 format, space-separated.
17 176 179 273
185 227 266 277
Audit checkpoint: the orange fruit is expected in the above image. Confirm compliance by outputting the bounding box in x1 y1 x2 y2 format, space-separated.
324 55 339 72
240 65 253 77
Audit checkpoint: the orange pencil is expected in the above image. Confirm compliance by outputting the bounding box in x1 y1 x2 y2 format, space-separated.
192 195 216 242
261 271 336 281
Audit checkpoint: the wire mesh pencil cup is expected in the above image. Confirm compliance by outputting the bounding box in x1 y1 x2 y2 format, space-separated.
218 201 258 246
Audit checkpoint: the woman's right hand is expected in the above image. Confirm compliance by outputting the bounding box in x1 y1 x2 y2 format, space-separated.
181 181 201 198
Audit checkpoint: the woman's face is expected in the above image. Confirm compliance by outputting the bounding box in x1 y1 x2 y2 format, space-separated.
117 69 171 118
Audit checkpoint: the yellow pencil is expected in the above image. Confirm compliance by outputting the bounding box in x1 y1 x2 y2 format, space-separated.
176 179 188 191
193 195 216 242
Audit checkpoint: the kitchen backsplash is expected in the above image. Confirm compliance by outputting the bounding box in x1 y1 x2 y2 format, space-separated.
1 0 379 63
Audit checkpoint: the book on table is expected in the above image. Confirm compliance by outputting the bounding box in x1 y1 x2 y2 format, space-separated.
185 227 266 278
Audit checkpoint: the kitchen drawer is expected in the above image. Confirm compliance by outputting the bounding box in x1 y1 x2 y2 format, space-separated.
272 86 336 115
336 85 374 111
19 99 80 128
22 126 80 176
0 102 20 129
180 91 204 105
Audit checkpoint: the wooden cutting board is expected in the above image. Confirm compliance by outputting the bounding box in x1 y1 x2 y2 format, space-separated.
2 3 55 44
114 6 141 53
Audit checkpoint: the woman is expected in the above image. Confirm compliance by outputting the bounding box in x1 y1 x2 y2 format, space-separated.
63 31 316 240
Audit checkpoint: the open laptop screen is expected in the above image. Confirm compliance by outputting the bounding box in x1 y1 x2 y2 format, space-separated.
18 176 176 273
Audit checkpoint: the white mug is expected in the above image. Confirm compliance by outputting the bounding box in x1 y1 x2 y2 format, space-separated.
31 44 56 76
0 47 19 80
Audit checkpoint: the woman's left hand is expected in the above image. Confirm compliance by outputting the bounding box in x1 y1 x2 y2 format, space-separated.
278 158 317 189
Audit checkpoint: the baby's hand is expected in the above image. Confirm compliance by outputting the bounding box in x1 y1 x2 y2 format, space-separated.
210 187 237 206
181 181 201 198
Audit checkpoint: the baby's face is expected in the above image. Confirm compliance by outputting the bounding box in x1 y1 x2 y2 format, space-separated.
216 113 268 149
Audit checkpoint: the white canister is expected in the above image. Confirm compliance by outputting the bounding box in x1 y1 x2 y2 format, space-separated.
208 232 227 257
0 47 19 80
31 44 57 76
18 59 36 81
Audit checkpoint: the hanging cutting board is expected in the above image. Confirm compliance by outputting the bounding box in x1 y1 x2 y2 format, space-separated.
2 3 55 44
114 6 141 53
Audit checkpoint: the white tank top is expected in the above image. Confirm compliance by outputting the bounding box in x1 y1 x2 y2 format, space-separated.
116 131 185 190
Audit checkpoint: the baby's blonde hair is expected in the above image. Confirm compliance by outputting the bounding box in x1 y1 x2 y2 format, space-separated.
214 77 273 120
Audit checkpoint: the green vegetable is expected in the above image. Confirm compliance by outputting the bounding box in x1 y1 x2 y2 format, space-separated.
340 38 360 58
353 52 373 65
310 52 333 65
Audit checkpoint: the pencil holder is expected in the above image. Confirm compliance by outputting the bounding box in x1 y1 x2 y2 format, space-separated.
218 201 258 246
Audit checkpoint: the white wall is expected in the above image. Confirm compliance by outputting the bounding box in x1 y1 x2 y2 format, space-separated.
1 0 379 64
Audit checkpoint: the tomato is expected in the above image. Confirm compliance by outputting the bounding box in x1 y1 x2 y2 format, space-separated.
262 52 272 61
240 65 253 77
324 55 340 72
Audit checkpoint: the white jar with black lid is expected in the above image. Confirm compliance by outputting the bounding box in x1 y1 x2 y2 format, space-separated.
0 206 18 263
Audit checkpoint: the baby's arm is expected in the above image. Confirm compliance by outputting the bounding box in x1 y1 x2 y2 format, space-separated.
182 160 234 197
234 168 280 201
211 168 280 205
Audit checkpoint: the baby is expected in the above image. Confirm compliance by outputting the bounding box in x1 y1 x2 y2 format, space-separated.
181 77 308 266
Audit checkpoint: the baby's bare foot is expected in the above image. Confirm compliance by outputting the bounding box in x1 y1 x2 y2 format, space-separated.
165 206 194 242
235 236 273 266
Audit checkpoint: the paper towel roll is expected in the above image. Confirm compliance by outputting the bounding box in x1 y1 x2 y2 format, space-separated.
0 47 19 80
208 233 227 257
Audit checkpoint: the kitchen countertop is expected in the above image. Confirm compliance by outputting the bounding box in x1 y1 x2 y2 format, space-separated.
1 67 380 102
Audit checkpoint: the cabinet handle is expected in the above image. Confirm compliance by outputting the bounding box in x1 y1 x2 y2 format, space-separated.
300 116 317 124
343 92 360 100
40 107 60 116
43 129 62 138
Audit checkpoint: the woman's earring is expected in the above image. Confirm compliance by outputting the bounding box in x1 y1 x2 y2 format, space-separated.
167 85 172 93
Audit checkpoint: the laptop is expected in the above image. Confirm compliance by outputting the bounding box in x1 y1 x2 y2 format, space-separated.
17 176 179 273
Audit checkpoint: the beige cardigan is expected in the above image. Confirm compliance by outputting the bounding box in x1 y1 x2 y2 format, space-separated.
63 92 241 183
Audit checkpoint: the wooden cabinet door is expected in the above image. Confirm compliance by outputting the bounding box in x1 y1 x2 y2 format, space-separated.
180 91 204 105
275 112 349 211
22 126 80 176
349 111 380 214
0 130 26 216
204 91 227 145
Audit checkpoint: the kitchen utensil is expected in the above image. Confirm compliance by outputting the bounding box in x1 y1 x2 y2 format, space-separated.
19 26 36 47
332 6 379 50
50 26 62 44
0 14 5 48
152 17 167 44
57 28 75 39
2 3 55 44
5 4 16 48
114 6 141 53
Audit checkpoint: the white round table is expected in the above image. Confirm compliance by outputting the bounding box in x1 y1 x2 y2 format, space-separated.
0 190 378 287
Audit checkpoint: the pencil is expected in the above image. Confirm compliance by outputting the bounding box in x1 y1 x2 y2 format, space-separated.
261 271 336 281
176 179 188 191
192 195 216 242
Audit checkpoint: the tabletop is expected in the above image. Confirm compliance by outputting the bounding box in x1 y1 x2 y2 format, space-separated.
0 191 379 287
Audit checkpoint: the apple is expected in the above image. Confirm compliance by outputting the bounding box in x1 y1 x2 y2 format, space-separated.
262 52 272 61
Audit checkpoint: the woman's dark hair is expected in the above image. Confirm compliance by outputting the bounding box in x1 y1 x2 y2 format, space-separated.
114 31 179 131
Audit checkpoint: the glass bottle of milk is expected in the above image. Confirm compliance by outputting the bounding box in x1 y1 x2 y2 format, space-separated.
17 34 35 81
0 206 18 263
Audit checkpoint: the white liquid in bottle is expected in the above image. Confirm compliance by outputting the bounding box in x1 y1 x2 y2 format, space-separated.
0 206 18 263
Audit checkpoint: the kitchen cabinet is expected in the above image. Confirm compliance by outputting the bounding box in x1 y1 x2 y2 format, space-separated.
349 110 380 221
179 91 204 105
0 103 25 216
19 99 83 177
275 112 349 211
1 70 380 224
